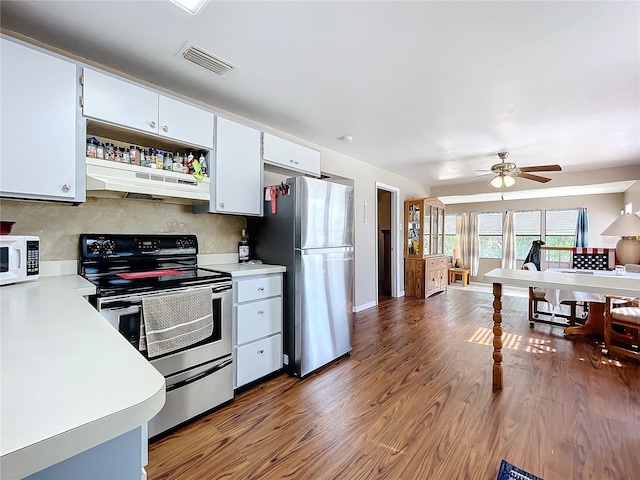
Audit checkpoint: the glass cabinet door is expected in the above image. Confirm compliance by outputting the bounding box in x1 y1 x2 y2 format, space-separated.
406 202 421 256
437 207 445 254
423 206 431 256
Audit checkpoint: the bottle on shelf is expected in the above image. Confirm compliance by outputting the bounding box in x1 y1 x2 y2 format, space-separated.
199 151 208 177
238 229 250 263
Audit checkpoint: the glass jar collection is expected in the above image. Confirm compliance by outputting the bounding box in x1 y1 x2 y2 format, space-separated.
86 137 208 177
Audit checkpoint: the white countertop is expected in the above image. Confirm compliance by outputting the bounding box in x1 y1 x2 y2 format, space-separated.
484 268 640 298
0 275 165 479
201 263 286 277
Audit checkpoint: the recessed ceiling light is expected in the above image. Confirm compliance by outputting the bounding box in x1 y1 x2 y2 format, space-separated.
170 0 207 15
339 135 354 142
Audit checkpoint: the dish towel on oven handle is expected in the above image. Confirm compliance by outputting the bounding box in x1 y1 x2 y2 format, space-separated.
140 288 213 358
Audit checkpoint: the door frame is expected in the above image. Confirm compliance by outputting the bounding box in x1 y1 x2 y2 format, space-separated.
375 182 400 300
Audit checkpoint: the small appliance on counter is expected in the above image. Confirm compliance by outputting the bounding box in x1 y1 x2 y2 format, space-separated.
0 235 40 286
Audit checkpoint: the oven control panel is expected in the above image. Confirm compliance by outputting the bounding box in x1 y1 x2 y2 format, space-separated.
80 234 199 259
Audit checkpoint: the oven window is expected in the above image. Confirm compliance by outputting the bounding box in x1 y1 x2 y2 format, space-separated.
119 312 141 349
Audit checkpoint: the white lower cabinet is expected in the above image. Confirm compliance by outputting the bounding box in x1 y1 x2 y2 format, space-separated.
236 334 282 388
233 273 283 389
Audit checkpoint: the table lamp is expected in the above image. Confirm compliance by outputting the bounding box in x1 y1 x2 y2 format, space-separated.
601 213 640 265
453 248 461 268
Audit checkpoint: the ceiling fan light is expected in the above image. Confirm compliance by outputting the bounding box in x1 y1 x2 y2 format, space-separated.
503 175 516 187
490 176 504 188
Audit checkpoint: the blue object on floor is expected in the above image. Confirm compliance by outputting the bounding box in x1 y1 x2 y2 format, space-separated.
496 459 543 480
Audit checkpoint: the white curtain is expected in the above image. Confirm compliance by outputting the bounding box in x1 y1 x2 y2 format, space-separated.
502 211 516 269
460 212 479 276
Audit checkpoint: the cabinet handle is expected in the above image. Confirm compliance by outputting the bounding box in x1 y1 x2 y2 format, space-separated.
289 159 295 163
257 310 264 315
61 184 71 192
149 121 156 129
219 202 224 209
257 287 264 291
258 349 265 354
295 161 299 165
162 125 169 133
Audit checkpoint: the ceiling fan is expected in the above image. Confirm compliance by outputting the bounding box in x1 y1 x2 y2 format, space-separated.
487 152 562 188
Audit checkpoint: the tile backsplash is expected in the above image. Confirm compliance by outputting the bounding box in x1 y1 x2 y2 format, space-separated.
0 198 244 261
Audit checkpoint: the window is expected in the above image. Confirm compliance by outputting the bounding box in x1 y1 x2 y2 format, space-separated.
478 212 502 258
545 209 578 247
545 208 578 264
443 214 457 256
514 210 541 260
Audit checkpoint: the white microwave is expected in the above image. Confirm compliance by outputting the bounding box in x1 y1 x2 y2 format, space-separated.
0 235 40 286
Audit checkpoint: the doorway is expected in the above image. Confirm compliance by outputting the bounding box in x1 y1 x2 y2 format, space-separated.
375 182 400 301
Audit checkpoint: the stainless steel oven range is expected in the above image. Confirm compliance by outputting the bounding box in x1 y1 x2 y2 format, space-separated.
80 233 233 439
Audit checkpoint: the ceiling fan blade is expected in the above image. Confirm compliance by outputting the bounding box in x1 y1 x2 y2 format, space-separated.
517 172 552 183
519 164 562 173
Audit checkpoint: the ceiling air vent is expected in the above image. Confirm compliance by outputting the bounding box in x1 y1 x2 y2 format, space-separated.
179 42 236 77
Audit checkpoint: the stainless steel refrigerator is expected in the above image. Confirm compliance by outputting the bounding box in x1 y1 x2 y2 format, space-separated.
250 176 354 377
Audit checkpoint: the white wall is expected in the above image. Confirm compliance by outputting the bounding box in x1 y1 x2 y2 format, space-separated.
624 181 640 213
446 192 625 281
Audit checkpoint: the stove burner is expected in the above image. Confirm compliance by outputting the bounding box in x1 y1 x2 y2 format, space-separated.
117 269 183 280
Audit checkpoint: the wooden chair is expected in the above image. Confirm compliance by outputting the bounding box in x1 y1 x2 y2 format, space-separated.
602 295 640 361
523 262 579 328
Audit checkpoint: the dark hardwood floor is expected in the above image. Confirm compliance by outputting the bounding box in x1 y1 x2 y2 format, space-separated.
147 289 640 480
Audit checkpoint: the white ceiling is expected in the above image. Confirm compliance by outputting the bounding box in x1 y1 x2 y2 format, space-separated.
1 1 639 189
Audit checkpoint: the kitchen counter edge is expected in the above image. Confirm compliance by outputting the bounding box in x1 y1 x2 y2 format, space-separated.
0 275 166 479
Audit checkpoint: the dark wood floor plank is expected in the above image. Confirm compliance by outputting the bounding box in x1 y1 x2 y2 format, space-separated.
147 290 640 480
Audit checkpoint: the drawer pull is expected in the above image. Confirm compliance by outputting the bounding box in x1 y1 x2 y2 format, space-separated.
257 310 265 315
258 349 265 354
257 287 264 291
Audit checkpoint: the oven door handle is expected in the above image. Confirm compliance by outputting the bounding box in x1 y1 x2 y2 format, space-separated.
165 358 233 392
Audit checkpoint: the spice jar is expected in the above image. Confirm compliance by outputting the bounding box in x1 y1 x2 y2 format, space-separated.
96 142 105 160
105 143 115 161
156 150 165 169
164 152 173 171
86 137 98 158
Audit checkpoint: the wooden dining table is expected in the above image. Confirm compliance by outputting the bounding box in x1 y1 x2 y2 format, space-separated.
483 268 640 392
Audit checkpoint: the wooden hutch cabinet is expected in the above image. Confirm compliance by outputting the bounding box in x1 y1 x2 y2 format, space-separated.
404 197 448 298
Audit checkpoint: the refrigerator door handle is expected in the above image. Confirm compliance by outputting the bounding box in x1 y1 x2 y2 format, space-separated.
297 246 354 255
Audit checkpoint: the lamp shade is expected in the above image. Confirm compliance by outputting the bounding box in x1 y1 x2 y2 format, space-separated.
503 175 516 187
453 248 461 260
601 213 640 236
490 176 503 188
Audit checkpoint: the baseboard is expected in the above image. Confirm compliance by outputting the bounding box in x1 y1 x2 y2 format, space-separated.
353 300 377 313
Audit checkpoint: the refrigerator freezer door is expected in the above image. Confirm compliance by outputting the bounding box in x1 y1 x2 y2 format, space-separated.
298 177 353 249
296 247 354 377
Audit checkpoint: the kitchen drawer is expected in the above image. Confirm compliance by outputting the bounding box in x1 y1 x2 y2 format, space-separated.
236 334 282 387
427 259 438 269
236 275 281 303
237 297 282 345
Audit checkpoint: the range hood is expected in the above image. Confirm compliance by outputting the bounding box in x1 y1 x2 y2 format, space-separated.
86 158 210 205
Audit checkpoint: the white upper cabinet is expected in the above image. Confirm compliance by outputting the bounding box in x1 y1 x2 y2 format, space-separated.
262 133 320 177
82 68 158 135
294 143 321 176
82 68 214 149
0 37 84 202
158 96 214 148
212 117 262 216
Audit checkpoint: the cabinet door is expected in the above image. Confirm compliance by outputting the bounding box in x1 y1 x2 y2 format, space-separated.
158 95 214 149
237 297 282 345
213 117 262 215
293 144 321 176
236 334 283 387
1 39 81 201
262 133 294 167
83 68 158 134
